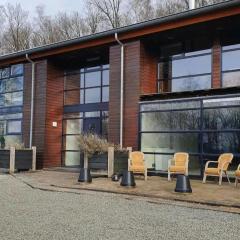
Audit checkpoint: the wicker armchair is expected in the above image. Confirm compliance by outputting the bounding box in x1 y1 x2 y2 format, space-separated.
235 164 240 187
128 151 147 181
168 152 189 181
203 153 233 185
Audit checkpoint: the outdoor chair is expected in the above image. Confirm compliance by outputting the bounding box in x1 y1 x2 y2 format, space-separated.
168 152 189 181
235 164 240 187
128 151 147 181
203 153 233 186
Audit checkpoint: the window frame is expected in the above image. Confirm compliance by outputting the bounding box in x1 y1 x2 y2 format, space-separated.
64 64 109 105
139 94 240 176
157 49 213 93
221 44 240 88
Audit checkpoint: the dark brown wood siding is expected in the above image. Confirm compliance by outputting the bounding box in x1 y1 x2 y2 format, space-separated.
140 43 158 94
212 38 221 88
23 60 48 168
43 61 64 168
109 45 121 145
109 41 142 150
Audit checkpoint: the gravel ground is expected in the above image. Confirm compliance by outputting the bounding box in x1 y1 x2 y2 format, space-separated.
0 174 239 240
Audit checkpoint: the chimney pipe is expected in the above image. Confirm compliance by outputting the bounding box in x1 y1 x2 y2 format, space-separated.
189 0 195 10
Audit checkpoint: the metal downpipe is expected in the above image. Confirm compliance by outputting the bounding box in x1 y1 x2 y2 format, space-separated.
25 54 35 148
115 33 124 149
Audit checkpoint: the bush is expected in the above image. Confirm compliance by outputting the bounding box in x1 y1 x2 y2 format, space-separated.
77 133 127 158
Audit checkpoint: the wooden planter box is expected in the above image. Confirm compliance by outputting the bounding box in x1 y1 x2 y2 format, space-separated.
88 153 108 170
0 150 10 169
0 147 36 173
15 150 34 170
88 152 128 173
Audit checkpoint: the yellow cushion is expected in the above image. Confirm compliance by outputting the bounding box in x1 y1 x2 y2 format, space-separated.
205 168 220 175
235 170 240 177
169 166 185 173
129 166 145 172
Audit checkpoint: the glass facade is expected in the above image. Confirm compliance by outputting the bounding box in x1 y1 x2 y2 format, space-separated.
0 64 23 147
158 47 212 93
63 64 109 166
64 64 109 105
140 95 240 176
62 111 109 166
222 44 240 87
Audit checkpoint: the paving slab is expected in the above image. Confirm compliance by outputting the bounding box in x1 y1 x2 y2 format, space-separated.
14 170 240 212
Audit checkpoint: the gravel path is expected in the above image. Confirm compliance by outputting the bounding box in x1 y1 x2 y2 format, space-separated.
0 174 239 240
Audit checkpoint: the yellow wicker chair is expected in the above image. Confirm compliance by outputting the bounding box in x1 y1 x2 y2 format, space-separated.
168 152 189 181
128 151 147 181
203 153 233 186
235 164 240 187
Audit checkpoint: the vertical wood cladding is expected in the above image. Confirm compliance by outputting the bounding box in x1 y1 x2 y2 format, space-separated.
109 41 159 150
23 60 47 168
212 38 221 88
123 41 141 150
43 61 64 168
23 63 32 148
109 45 121 145
140 44 158 94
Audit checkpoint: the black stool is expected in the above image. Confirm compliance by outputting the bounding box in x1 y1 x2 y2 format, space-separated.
175 175 192 193
78 168 92 183
120 170 136 187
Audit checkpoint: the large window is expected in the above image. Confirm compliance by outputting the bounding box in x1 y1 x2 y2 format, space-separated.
62 111 109 166
140 95 240 176
63 63 109 166
158 49 212 93
222 44 240 87
64 64 109 105
0 64 24 146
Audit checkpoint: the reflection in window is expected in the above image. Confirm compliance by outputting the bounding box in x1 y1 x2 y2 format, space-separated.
140 95 240 176
64 64 109 105
0 64 23 147
172 54 211 78
85 88 101 103
8 120 22 134
172 75 211 92
141 133 199 153
63 111 109 166
158 48 212 92
222 44 240 87
203 132 240 154
85 72 101 87
11 64 23 76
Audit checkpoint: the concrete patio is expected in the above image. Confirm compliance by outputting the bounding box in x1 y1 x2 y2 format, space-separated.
13 170 240 212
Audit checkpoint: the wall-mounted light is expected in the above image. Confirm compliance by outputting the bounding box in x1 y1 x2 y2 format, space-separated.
52 122 58 128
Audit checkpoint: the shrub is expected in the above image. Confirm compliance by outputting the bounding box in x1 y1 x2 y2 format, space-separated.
77 133 127 158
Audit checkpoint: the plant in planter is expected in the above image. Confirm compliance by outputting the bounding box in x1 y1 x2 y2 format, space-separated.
77 133 111 168
77 133 128 172
0 136 5 149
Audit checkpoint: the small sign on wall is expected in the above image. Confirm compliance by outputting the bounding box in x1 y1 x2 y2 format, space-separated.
52 121 58 128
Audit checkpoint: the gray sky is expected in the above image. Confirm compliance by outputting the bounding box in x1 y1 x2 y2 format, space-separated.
0 0 85 17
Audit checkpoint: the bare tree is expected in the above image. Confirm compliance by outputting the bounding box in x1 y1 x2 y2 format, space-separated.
55 11 88 39
155 0 187 17
0 3 31 53
88 0 123 28
31 5 60 46
128 0 154 23
85 2 103 34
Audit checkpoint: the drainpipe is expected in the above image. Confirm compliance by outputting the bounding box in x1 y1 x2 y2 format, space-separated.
115 33 124 149
25 54 35 149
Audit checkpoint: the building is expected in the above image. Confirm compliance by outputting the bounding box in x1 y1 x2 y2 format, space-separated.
0 0 239 176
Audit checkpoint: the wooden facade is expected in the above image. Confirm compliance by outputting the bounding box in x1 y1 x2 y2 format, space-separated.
0 2 239 168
